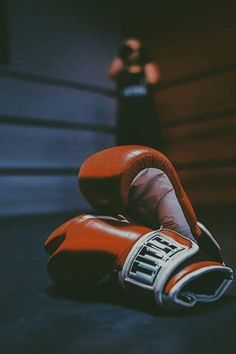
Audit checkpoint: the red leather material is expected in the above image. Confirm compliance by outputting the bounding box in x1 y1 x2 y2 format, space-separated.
45 215 152 286
45 215 83 255
79 145 201 238
44 215 194 288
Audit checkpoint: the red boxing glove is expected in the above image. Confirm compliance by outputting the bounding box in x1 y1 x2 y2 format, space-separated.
78 145 223 260
44 215 233 309
79 146 199 236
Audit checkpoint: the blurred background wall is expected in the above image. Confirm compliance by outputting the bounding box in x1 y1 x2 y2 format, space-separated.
0 0 235 218
122 0 236 207
0 0 120 216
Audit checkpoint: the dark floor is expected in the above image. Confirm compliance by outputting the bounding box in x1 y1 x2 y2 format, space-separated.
1 207 236 354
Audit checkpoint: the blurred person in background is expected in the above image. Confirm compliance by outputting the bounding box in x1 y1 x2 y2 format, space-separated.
108 37 161 148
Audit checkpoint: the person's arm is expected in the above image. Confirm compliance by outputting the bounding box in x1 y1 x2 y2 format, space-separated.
144 63 161 85
108 58 125 80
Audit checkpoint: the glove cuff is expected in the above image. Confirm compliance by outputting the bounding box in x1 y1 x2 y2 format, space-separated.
119 229 233 308
163 262 233 308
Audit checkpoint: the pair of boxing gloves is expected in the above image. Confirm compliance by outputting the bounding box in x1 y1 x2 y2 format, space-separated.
45 145 233 310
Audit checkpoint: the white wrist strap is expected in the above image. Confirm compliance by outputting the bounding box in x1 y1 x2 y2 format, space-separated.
119 229 199 306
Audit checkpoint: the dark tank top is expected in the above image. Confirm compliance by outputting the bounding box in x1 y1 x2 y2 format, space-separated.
117 70 148 97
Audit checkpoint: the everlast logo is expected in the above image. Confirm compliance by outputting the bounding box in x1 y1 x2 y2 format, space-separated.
129 233 185 286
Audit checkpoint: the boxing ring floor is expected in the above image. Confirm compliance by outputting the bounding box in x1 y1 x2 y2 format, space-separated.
1 208 235 354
